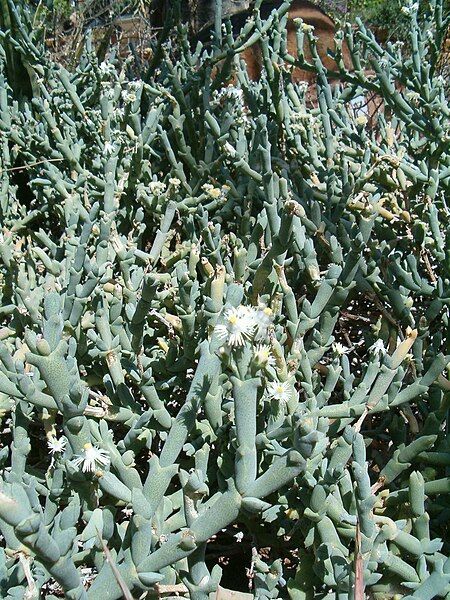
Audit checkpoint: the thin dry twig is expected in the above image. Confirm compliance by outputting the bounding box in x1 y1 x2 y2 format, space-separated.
3 158 64 173
96 528 134 600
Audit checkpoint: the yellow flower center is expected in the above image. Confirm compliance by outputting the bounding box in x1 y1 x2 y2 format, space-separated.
228 315 238 325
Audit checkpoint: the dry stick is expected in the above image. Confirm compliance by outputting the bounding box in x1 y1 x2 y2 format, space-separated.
421 248 438 284
18 553 37 598
96 528 135 600
353 407 369 434
246 545 259 593
371 475 386 495
3 158 64 173
156 583 189 595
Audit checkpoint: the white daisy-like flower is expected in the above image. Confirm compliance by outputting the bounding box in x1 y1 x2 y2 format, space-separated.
47 436 67 455
254 344 276 368
251 305 274 341
332 342 351 356
73 443 110 473
234 531 244 542
266 380 293 404
215 306 255 348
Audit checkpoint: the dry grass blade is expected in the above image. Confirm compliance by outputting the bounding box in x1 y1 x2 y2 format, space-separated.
96 528 134 600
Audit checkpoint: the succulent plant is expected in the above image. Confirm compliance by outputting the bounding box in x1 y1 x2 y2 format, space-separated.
0 0 449 598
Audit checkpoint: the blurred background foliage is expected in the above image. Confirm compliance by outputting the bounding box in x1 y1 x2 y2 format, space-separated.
0 0 448 97
0 0 438 43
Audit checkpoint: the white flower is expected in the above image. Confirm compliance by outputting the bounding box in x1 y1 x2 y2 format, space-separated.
99 61 113 75
169 177 181 189
121 90 137 104
356 115 368 127
254 344 275 368
103 87 115 100
213 85 244 104
235 112 251 129
223 142 236 157
406 91 420 106
104 141 116 155
401 2 418 15
251 305 273 341
122 507 133 518
266 380 293 404
234 531 244 542
201 183 230 201
298 81 309 94
128 80 143 91
73 443 110 473
149 181 167 196
332 342 351 356
215 306 255 348
47 436 67 455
